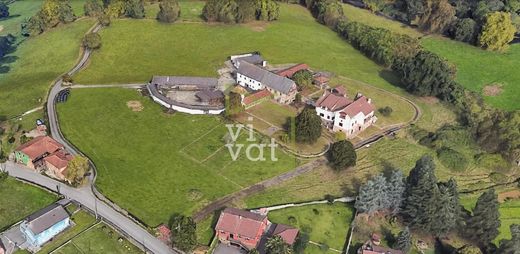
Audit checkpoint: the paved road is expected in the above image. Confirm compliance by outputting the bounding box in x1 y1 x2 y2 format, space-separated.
2 162 175 254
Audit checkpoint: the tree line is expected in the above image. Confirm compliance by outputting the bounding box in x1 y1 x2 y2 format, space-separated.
302 0 519 165
362 0 518 51
202 0 280 23
355 155 520 253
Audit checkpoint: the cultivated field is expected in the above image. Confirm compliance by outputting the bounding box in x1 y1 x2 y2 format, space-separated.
422 37 520 111
0 19 95 118
0 177 57 231
57 88 298 226
268 203 355 253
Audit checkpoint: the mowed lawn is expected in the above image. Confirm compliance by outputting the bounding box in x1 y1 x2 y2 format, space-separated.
0 177 57 230
0 0 42 36
73 3 403 96
268 203 355 252
57 88 298 226
0 19 94 118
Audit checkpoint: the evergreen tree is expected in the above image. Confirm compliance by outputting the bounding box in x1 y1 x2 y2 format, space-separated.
125 0 145 19
355 174 390 215
0 2 9 18
295 107 322 144
497 224 520 254
327 140 356 170
401 155 440 234
387 170 406 214
394 227 412 253
431 178 460 236
157 0 180 23
466 189 501 246
170 214 197 252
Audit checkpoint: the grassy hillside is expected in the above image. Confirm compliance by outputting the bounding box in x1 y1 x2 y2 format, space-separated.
0 19 94 118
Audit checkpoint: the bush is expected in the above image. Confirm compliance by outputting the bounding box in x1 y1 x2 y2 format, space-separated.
437 147 468 172
327 140 357 170
292 69 313 90
83 33 102 50
0 171 8 181
98 14 111 27
288 216 297 224
378 106 393 117
157 0 180 23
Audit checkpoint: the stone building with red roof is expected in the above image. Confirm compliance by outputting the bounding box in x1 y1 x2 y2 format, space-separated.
215 208 269 250
315 88 377 137
14 136 73 181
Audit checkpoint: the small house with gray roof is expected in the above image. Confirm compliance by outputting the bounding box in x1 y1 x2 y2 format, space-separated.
236 60 297 104
20 204 70 248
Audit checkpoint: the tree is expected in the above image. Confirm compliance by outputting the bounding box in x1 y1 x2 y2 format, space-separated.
293 232 309 254
0 2 9 18
479 12 516 51
394 227 412 253
295 107 322 144
292 70 313 90
98 14 111 26
432 178 460 236
265 235 292 254
83 32 102 49
378 106 393 117
355 174 388 215
449 18 479 44
248 249 260 254
157 0 180 23
418 0 456 34
66 156 90 185
225 92 244 116
202 0 279 23
0 34 15 58
23 0 76 36
84 0 104 17
387 170 406 214
497 224 520 254
125 0 145 19
466 188 501 246
457 245 483 254
327 140 356 170
169 214 197 252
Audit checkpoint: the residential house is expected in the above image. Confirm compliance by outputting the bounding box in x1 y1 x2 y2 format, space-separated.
271 224 299 245
231 53 267 69
20 204 71 248
358 234 403 254
215 208 269 250
14 136 73 180
276 64 309 78
236 60 297 104
315 88 376 137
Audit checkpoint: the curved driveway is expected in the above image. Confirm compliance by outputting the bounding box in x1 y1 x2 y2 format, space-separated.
11 23 180 254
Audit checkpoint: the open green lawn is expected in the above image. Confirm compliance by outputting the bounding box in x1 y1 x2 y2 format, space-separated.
57 88 298 226
0 0 42 36
53 223 142 254
341 3 423 37
0 177 57 231
422 37 520 111
0 19 94 118
73 3 407 98
497 199 520 242
268 203 354 252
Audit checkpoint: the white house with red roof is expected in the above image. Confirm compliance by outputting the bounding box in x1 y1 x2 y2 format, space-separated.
315 87 377 137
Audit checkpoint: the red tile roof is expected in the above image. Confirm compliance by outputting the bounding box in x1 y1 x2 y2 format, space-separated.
333 86 347 96
43 150 73 170
276 64 309 78
243 89 272 105
215 208 267 239
339 96 375 119
315 91 352 111
16 136 64 159
157 224 171 243
273 224 299 245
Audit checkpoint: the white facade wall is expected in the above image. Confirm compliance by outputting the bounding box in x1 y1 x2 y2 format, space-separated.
316 107 336 123
237 73 264 90
148 86 225 115
316 107 376 136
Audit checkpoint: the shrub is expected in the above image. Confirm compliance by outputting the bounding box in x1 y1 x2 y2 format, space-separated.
0 171 8 181
98 14 111 27
292 69 313 90
157 0 180 23
378 106 393 117
437 146 468 172
327 140 357 170
288 216 297 224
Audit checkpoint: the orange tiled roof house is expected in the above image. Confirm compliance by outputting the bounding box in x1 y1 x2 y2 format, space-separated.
14 136 73 181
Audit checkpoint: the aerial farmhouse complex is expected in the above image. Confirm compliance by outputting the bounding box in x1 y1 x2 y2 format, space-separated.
315 87 376 137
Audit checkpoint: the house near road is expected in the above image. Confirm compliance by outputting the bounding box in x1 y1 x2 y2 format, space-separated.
215 208 299 251
20 204 71 249
14 136 73 181
315 87 377 137
235 60 297 104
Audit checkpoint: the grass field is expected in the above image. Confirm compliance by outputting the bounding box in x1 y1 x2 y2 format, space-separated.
0 177 57 231
341 4 422 37
497 199 520 242
0 19 94 118
52 223 142 254
57 88 298 226
268 203 354 252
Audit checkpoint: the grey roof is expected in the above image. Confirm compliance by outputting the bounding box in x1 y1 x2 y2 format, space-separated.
147 83 225 110
195 90 224 102
233 54 265 66
151 76 218 88
25 204 69 235
237 61 296 94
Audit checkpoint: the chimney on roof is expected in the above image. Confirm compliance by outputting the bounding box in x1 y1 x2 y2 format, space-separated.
355 93 362 100
367 98 372 104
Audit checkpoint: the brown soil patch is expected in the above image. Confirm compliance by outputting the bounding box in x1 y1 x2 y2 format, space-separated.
498 190 520 202
483 83 504 96
126 100 143 112
419 96 440 104
244 21 268 32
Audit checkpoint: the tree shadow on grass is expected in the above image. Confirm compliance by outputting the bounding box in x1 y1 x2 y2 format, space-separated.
0 46 19 74
0 14 21 22
378 69 405 89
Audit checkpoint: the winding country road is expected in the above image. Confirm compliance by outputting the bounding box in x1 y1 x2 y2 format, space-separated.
4 23 180 254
